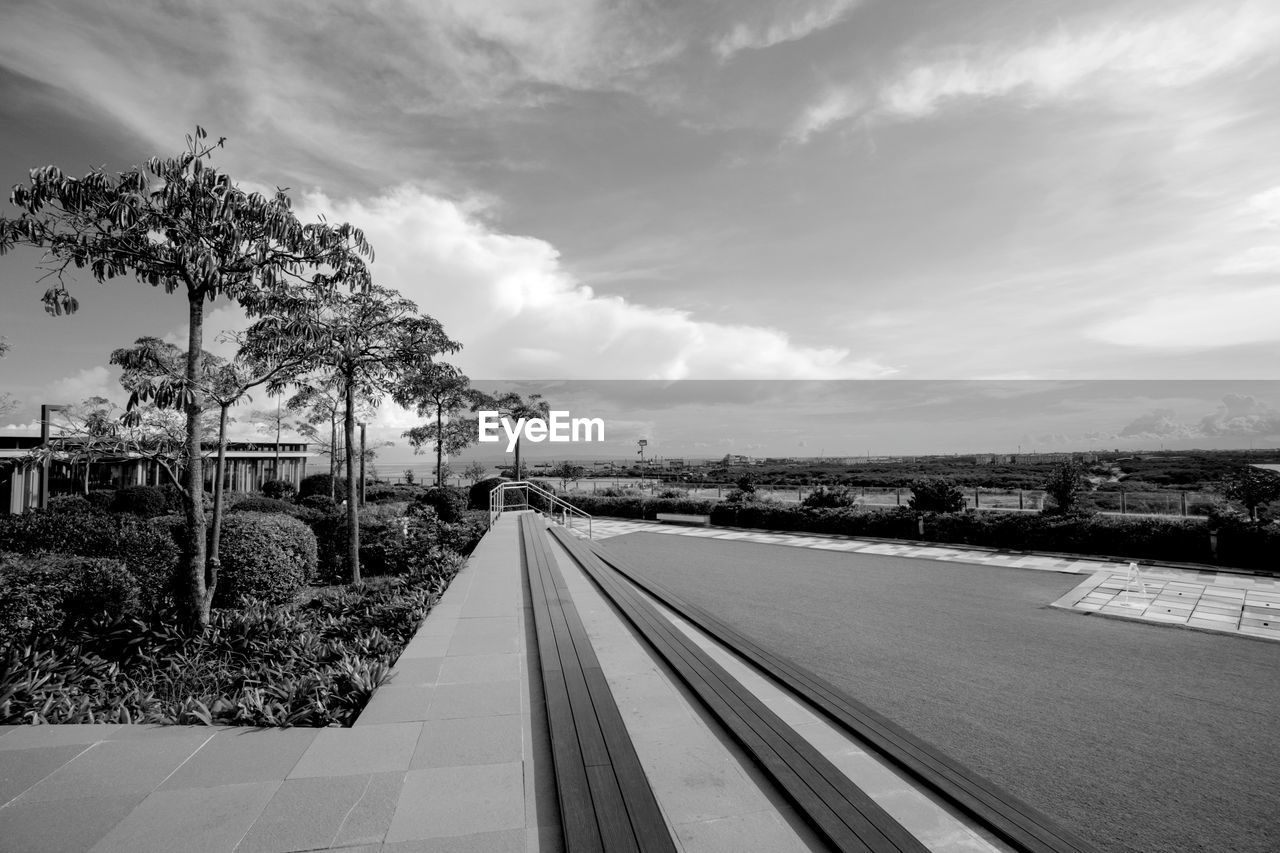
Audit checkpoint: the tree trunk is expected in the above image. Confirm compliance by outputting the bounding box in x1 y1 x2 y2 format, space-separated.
344 378 361 584
83 460 90 496
273 397 282 481
437 401 445 489
514 436 521 482
208 404 229 586
181 293 210 632
329 411 337 500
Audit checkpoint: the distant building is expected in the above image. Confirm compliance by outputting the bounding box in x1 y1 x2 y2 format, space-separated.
0 435 311 515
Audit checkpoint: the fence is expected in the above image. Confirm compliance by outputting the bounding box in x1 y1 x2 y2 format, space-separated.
557 479 1220 518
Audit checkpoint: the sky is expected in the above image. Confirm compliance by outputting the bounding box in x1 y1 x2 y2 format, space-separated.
1 0 1279 463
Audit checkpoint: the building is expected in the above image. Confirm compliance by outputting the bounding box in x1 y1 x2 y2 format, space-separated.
0 435 312 514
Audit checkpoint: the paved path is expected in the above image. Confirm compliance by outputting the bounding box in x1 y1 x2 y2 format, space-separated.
2 513 1134 852
0 513 556 853
584 518 1280 643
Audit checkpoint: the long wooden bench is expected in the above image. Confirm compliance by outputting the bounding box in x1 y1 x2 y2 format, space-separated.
518 514 675 853
551 526 1101 853
550 525 929 853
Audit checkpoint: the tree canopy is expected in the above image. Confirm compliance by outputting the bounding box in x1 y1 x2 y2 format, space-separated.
0 128 374 631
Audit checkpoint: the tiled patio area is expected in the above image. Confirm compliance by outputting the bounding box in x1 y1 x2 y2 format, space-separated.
1052 566 1280 642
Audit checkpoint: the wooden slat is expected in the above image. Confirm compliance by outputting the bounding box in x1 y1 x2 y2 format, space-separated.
519 515 676 853
552 527 927 853
522 520 602 851
552 526 1101 853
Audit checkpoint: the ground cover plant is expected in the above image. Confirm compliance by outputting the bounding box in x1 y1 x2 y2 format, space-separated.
0 571 455 726
0 492 476 727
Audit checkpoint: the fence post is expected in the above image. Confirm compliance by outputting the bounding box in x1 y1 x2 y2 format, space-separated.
1180 491 1187 516
974 489 980 509
895 488 900 505
1120 489 1127 515
1019 489 1024 510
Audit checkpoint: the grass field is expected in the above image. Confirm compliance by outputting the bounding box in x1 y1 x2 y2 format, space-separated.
603 532 1280 853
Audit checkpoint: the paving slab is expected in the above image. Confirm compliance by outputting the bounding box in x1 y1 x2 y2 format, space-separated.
159 728 318 790
385 762 525 842
88 780 279 853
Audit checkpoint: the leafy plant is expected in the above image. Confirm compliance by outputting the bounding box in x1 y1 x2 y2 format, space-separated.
213 512 317 607
908 478 965 513
1219 466 1280 521
111 485 171 517
1043 461 1089 515
261 479 296 500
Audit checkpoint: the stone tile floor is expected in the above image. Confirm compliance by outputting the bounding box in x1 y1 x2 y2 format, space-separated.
1052 566 1280 642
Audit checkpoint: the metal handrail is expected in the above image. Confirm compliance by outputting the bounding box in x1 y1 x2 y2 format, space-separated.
489 480 593 539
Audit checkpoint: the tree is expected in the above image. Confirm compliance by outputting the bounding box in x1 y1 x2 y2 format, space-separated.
287 379 346 499
248 284 458 583
463 460 489 485
472 390 549 481
1221 466 1280 522
551 461 585 491
1043 461 1089 515
393 363 474 488
907 478 965 513
112 334 315 585
251 394 306 481
0 129 373 631
40 397 124 494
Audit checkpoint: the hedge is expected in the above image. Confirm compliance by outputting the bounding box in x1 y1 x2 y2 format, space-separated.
0 552 142 638
0 508 181 612
709 504 1279 570
213 512 317 607
111 485 171 517
562 495 715 521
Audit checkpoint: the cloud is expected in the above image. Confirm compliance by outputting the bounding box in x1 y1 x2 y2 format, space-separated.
1199 393 1280 437
1087 286 1280 349
292 185 891 381
794 1 1280 139
48 366 119 406
1118 408 1198 439
1214 246 1280 275
714 0 861 60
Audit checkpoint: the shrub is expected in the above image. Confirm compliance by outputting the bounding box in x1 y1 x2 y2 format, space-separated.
228 495 299 515
1044 461 1089 515
46 494 96 514
908 479 965 513
801 486 856 509
417 486 469 523
0 572 455 727
298 494 336 512
0 552 141 638
469 477 510 510
261 479 296 500
111 485 171 518
558 495 714 520
364 483 422 504
85 488 116 511
214 512 317 607
299 473 346 500
0 510 179 613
